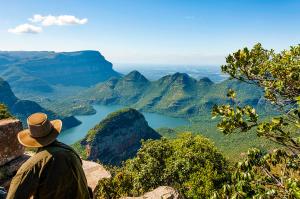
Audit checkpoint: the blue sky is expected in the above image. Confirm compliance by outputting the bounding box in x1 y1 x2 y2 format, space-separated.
1 0 300 65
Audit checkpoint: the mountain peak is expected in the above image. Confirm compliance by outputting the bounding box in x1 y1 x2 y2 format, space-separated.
199 77 213 84
168 72 197 84
124 70 149 82
172 72 188 78
80 108 161 165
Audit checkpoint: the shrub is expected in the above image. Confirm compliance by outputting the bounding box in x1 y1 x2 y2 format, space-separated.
94 133 229 198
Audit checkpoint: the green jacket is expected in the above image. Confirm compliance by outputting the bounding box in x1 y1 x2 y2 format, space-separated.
7 141 91 199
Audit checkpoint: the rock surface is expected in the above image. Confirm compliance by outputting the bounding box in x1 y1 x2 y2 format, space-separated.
82 160 111 191
0 155 30 189
0 119 23 166
121 186 182 199
79 108 161 165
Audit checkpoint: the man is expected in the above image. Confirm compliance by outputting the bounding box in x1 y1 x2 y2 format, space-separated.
7 113 92 199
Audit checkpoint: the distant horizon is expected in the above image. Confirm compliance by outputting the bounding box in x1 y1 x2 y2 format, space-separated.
0 49 225 66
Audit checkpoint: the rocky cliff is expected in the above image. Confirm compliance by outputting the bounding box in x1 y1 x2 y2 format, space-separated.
0 78 80 130
0 119 24 166
0 50 120 94
78 108 161 165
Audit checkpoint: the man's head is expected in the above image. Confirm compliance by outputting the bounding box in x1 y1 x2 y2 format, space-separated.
18 113 62 148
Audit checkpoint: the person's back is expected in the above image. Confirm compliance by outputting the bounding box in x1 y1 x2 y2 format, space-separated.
6 113 91 199
7 141 91 199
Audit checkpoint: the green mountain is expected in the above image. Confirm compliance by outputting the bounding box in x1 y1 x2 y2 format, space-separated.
80 70 150 104
77 71 266 118
75 108 161 165
0 77 80 130
0 51 120 95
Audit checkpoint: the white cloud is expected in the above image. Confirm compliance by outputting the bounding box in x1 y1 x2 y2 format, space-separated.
8 23 42 34
29 14 88 26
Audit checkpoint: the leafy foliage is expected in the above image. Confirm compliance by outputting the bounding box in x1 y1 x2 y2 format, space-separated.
94 133 229 198
0 103 12 119
212 43 300 198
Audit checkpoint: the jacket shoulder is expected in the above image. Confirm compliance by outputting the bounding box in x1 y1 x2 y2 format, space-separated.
17 150 53 174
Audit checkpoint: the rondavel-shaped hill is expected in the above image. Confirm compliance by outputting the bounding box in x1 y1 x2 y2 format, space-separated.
0 50 120 95
77 70 265 118
80 70 151 104
77 108 161 166
0 77 80 130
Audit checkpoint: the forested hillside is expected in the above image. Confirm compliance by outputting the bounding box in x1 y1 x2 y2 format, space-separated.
76 70 272 119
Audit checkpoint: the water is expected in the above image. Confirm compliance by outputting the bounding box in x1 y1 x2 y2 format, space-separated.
58 105 189 144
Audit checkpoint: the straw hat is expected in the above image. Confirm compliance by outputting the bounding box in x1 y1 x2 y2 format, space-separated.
18 113 62 148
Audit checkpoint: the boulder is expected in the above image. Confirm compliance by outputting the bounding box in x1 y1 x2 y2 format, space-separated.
82 160 111 191
0 155 30 189
0 119 23 166
121 186 183 199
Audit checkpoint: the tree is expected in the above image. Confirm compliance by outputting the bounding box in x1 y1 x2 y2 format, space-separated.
212 43 300 198
94 133 229 198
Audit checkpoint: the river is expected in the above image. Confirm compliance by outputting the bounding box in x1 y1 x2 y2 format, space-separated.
58 105 189 144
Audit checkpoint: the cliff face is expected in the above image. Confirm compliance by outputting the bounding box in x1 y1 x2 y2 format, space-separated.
0 78 81 130
0 79 17 107
80 108 161 165
0 50 120 94
0 119 24 166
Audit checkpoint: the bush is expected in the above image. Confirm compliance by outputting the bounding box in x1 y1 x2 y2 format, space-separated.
94 133 229 198
0 104 12 120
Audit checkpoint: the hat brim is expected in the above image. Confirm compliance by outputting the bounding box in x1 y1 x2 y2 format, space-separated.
18 120 62 148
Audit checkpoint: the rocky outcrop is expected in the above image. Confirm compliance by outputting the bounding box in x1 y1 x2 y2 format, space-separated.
121 186 183 199
82 160 111 191
79 108 161 165
0 155 30 190
0 119 23 166
0 119 27 190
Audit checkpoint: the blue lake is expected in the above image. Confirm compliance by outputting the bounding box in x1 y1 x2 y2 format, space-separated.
58 105 189 144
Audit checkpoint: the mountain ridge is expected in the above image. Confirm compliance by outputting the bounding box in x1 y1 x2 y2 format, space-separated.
0 50 121 96
0 77 80 130
76 71 265 118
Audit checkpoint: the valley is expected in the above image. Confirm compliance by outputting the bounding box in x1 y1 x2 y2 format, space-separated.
1 2 298 198
58 104 189 144
0 50 279 162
